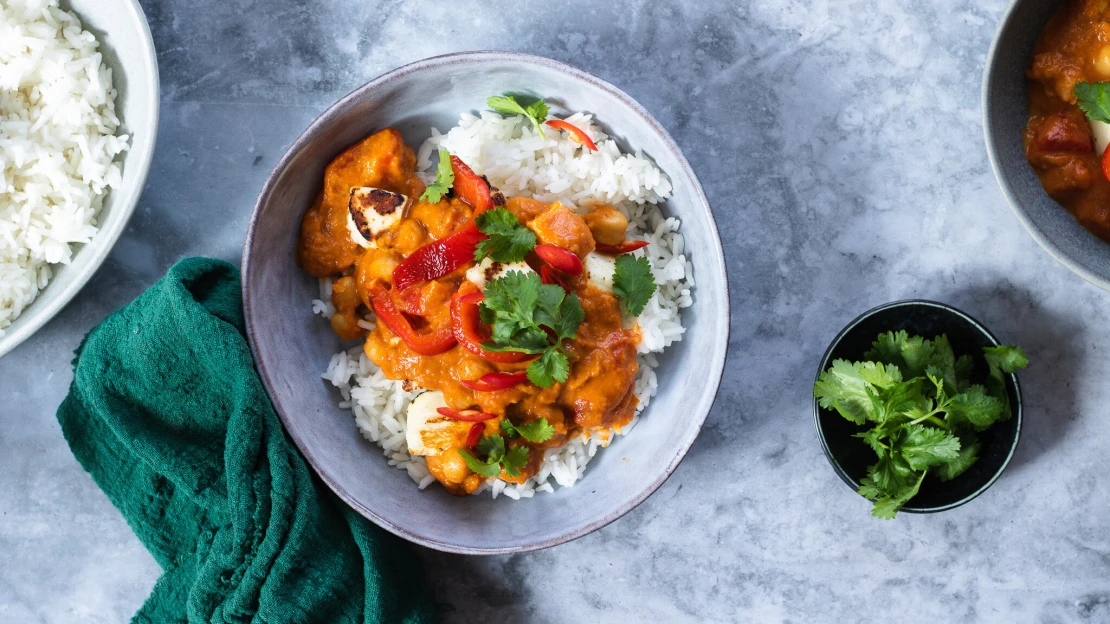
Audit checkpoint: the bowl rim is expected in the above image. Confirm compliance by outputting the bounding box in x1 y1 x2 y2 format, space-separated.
812 299 1023 514
0 0 160 358
981 0 1110 291
242 50 730 553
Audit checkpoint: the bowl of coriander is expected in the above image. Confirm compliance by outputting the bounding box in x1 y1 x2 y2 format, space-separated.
812 300 1028 519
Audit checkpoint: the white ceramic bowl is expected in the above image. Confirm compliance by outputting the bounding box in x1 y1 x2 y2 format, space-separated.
0 0 160 357
243 52 729 553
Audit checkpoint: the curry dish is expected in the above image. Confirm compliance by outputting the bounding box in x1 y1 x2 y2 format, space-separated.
297 128 648 495
1024 0 1110 240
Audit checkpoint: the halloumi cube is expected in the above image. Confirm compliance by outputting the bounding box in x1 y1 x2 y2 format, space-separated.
584 251 616 293
406 391 471 457
347 187 406 248
1091 119 1110 155
465 257 535 290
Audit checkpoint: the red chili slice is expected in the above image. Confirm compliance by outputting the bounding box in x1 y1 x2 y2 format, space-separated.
595 240 650 255
1102 143 1110 183
465 423 484 449
368 281 457 356
462 371 530 392
437 407 498 422
391 225 485 292
450 288 534 363
535 243 583 276
545 119 599 151
540 265 571 292
450 156 493 216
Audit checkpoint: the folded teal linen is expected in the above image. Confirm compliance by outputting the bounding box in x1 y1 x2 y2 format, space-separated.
56 257 436 624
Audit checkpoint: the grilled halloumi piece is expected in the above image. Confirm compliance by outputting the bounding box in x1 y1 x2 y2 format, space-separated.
584 251 616 293
406 391 472 457
347 187 407 248
465 257 534 290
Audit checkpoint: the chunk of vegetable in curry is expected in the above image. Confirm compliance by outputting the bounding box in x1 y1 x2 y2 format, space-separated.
297 128 641 495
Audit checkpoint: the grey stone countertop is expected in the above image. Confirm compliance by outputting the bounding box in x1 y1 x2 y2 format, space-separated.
4 0 1110 622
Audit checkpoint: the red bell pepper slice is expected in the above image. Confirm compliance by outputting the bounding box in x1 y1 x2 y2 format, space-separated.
450 290 534 363
595 240 650 255
462 371 530 392
368 281 457 355
391 225 485 292
465 423 484 449
545 119 598 152
535 243 583 276
1102 144 1110 183
450 156 493 216
540 265 571 292
436 407 499 422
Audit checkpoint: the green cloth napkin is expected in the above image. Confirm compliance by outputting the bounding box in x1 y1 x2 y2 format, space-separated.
56 257 436 624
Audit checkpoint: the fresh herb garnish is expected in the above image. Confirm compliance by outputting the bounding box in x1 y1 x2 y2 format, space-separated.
500 418 555 443
420 148 454 203
1075 82 1110 124
487 95 550 139
474 207 537 263
479 271 584 388
612 254 656 317
813 331 1028 519
458 434 529 477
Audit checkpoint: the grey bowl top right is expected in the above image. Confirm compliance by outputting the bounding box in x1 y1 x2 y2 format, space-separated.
983 0 1110 290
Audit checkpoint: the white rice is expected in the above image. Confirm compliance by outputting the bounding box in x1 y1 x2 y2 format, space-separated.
0 0 128 336
315 111 693 498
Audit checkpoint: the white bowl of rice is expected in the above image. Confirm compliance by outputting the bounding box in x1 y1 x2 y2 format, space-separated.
0 0 158 357
244 52 729 553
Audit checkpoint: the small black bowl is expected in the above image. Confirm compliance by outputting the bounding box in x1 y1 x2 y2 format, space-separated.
813 300 1023 514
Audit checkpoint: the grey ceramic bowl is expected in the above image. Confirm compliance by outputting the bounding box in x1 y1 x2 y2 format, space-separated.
242 51 728 554
814 300 1022 514
983 0 1110 289
0 0 159 358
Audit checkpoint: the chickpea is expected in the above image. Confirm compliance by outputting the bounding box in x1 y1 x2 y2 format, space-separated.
582 206 629 245
458 357 493 383
331 275 360 312
356 250 403 297
329 310 362 341
1096 45 1110 78
437 449 472 484
394 219 427 255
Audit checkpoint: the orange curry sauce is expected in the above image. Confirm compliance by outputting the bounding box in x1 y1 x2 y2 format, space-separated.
1025 0 1110 240
296 128 641 495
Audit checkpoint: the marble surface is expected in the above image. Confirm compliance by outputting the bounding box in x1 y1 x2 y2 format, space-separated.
3 0 1110 621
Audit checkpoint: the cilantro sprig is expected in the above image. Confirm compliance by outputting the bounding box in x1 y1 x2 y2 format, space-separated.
501 418 554 443
420 148 454 203
813 331 1028 519
487 95 550 139
613 254 656 317
1075 82 1110 124
474 207 537 263
458 435 529 478
479 271 584 387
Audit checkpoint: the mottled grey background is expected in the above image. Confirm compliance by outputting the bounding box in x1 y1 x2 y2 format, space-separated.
3 0 1109 622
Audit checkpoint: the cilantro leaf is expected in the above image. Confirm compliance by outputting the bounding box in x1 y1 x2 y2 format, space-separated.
612 254 657 317
500 418 555 443
813 359 904 425
487 94 549 139
420 148 454 203
502 446 530 477
1075 82 1110 124
934 433 980 481
480 272 584 388
897 424 961 471
527 349 570 387
869 472 925 520
474 207 537 263
983 345 1029 380
946 385 1004 431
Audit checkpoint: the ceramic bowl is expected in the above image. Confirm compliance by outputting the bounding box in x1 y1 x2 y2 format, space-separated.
983 0 1110 289
242 51 729 553
814 300 1022 514
0 0 160 358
